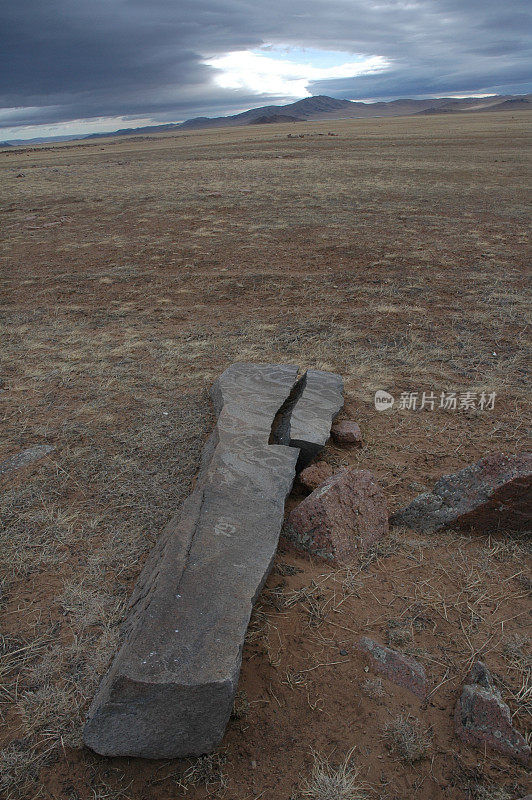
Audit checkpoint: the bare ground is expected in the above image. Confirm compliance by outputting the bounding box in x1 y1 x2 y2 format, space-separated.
0 112 530 799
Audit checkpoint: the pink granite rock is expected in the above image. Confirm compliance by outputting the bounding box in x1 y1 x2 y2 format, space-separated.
285 467 388 564
454 661 530 765
298 462 334 493
331 420 364 446
357 636 428 699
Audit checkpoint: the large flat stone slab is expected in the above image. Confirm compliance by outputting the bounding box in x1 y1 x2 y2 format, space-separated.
84 363 343 759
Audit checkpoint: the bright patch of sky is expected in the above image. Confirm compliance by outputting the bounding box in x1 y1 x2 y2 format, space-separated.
205 46 389 98
0 114 156 142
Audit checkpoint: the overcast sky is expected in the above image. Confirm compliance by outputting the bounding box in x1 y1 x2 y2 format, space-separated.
1 0 531 139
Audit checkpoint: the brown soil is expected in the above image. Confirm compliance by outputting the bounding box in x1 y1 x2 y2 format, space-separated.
0 112 530 799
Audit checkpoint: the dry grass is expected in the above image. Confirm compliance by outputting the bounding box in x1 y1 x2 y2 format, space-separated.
0 112 530 798
177 752 228 792
299 748 370 800
384 714 433 763
361 677 385 700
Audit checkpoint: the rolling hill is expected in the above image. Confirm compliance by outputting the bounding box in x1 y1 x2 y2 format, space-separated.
3 93 530 145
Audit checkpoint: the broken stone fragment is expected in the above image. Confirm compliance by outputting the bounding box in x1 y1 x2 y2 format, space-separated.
83 363 343 759
331 420 364 446
0 445 55 476
288 369 344 468
285 467 388 564
390 452 532 532
454 660 530 765
357 636 428 699
298 461 335 493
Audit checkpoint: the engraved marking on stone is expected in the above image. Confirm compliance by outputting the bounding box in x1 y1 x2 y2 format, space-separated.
214 519 236 537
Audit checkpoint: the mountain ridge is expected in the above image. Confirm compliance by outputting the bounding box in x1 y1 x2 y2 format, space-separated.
3 93 530 145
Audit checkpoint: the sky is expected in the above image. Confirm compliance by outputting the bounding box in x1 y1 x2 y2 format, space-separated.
1 0 531 140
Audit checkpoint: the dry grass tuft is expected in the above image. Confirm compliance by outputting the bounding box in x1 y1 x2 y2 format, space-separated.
0 741 55 797
299 748 370 800
386 619 413 648
361 677 385 699
178 752 228 792
384 714 433 762
471 787 513 800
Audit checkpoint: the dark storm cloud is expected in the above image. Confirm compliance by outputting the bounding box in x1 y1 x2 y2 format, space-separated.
1 0 531 131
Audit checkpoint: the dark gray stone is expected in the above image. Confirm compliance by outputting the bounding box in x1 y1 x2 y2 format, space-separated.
390 452 532 532
0 445 54 476
289 369 344 469
83 363 343 759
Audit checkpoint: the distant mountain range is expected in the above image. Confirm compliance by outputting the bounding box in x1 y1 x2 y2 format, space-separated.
3 93 530 146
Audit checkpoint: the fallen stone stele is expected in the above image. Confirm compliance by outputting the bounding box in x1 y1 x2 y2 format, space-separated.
83 363 343 758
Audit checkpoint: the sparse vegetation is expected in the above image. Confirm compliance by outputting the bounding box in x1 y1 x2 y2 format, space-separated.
1 112 530 798
299 748 370 800
178 752 228 792
384 714 433 762
361 676 385 699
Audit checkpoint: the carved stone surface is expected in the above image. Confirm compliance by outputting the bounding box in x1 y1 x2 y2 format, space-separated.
84 363 343 759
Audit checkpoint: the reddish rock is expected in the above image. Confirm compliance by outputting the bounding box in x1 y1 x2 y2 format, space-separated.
454 661 530 765
285 468 388 564
331 420 364 446
357 636 427 699
390 452 532 532
298 462 334 493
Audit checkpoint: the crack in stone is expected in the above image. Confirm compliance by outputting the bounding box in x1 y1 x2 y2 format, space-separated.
268 371 307 448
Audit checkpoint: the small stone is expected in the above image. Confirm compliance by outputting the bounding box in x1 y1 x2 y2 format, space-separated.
285 468 388 564
340 649 348 656
331 420 364 446
356 636 428 699
390 452 532 532
298 462 334 492
0 445 55 477
454 660 530 765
